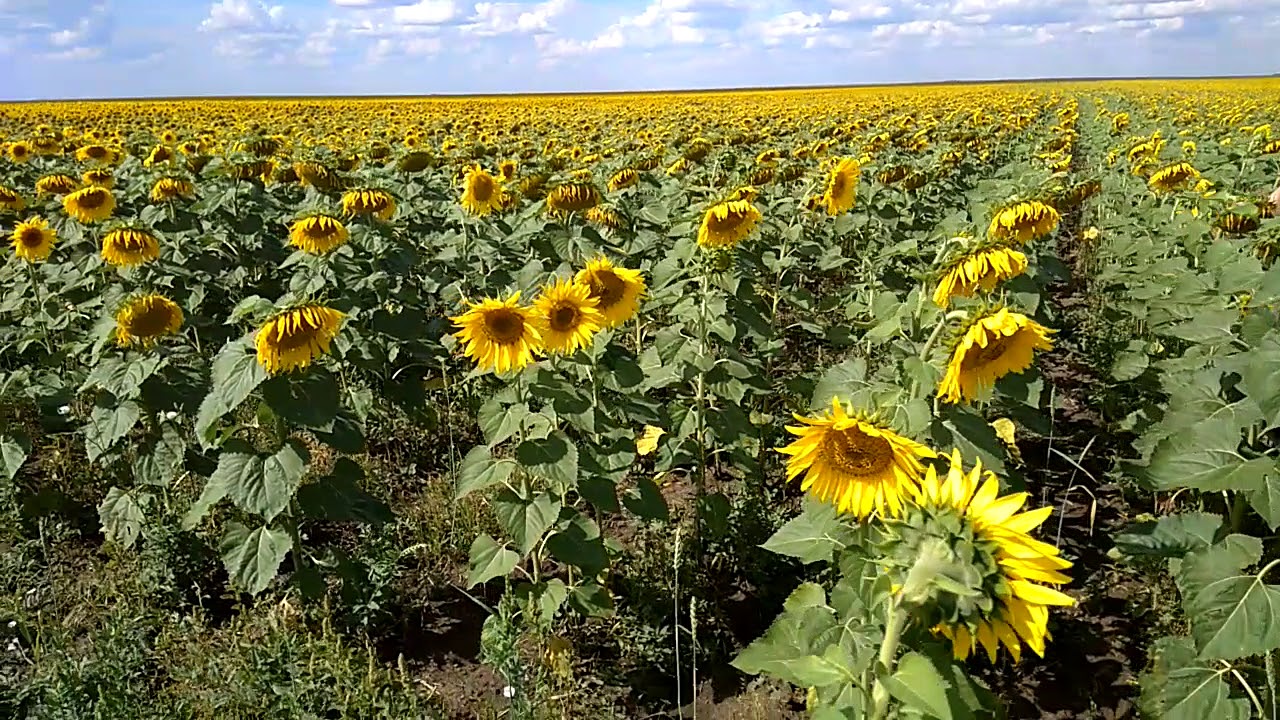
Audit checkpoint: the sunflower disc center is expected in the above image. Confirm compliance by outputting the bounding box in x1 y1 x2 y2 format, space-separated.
589 270 626 308
549 305 580 333
825 427 893 477
484 309 525 344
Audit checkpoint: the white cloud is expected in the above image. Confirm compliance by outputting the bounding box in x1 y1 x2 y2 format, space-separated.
463 0 570 35
828 1 893 23
392 0 459 25
201 0 289 33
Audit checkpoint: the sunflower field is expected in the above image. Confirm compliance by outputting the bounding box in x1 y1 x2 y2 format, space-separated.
1 79 1280 719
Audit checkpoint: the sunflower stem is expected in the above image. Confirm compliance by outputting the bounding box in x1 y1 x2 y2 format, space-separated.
25 262 52 358
869 601 909 720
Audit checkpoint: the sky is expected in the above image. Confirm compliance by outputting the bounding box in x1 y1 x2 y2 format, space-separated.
0 0 1277 100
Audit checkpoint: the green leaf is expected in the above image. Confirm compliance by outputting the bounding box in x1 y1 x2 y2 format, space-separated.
478 398 529 447
261 370 340 431
622 476 669 521
884 652 956 720
1177 534 1280 660
762 500 849 564
811 357 869 410
1239 334 1280 429
84 400 141 462
516 431 578 487
546 509 608 575
0 433 30 481
98 486 147 549
195 339 269 446
296 458 392 525
1111 513 1223 559
1110 350 1149 382
1158 309 1238 345
568 581 614 617
493 490 560 556
219 521 292 596
1143 415 1272 492
215 439 309 522
131 425 186 487
1248 473 1280 530
81 355 163 399
733 584 846 687
182 472 232 530
467 534 519 587
456 445 516 499
1139 636 1251 720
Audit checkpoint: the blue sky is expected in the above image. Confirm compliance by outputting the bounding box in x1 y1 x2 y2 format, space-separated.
1 0 1278 100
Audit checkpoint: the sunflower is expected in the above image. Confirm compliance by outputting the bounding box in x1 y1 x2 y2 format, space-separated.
63 186 116 223
341 188 396 221
36 174 79 196
933 246 1028 308
777 397 935 518
461 167 504 216
608 168 639 192
144 145 173 167
82 168 115 189
101 227 160 267
150 177 195 202
987 201 1059 244
893 449 1074 662
546 183 601 216
1147 161 1199 193
450 292 542 374
294 161 340 190
1217 213 1260 235
822 158 860 215
289 214 349 254
498 159 517 181
10 217 56 262
0 186 24 213
114 294 184 348
75 144 117 164
8 142 31 164
585 206 625 232
531 279 604 355
575 256 646 327
697 199 762 249
726 186 758 203
255 305 346 375
1264 140 1280 155
938 308 1055 404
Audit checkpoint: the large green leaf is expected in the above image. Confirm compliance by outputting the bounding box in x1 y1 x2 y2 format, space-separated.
83 400 141 463
493 489 560 556
1247 473 1280 530
1143 415 1271 492
1239 333 1280 429
467 534 519 587
516 431 578 487
81 355 163 400
456 445 516 498
214 439 309 522
0 433 30 481
884 652 960 720
762 500 850 564
733 583 849 687
1177 534 1280 660
1139 636 1251 720
296 458 392 525
811 357 869 410
98 486 147 549
131 425 186 488
219 521 292 596
1111 512 1223 559
478 398 529 447
195 339 269 446
261 370 340 431
545 509 608 575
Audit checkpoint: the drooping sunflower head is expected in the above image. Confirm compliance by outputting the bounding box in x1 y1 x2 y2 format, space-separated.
461 167 504 216
933 244 1029 309
1216 212 1260 236
725 185 758 203
822 157 861 215
289 214 349 255
114 294 184 348
608 167 639 192
75 144 117 164
341 188 396 221
294 161 341 190
697 199 762 249
498 159 518 181
255 305 346 375
63 186 116 224
938 307 1055 404
0 185 25 213
531 279 604 355
82 168 115 189
883 449 1073 663
585 205 626 233
101 226 161 267
986 200 1060 245
36 174 79 196
450 292 542 374
777 398 936 519
150 177 195 203
144 145 174 167
10 217 57 263
1147 161 1199 193
546 183 602 217
574 256 646 327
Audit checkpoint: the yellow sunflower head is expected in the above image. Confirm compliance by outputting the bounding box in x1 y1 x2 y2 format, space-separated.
150 177 195 203
341 188 396 221
114 294 184 348
886 449 1073 663
10 217 57 263
584 205 625 233
75 144 117 164
101 227 161 267
289 214 349 255
546 183 602 217
63 186 116 224
255 305 346 375
777 397 936 519
531 279 604 356
498 159 518 181
144 145 173 167
36 174 79 197
450 292 542 375
461 167 504 216
938 308 1055 404
822 157 861 215
608 167 639 192
574 256 645 327
697 199 762 249
0 185 25 213
986 200 1060 244
82 168 115 189
933 245 1029 309
1147 161 1199 193
7 141 31 164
